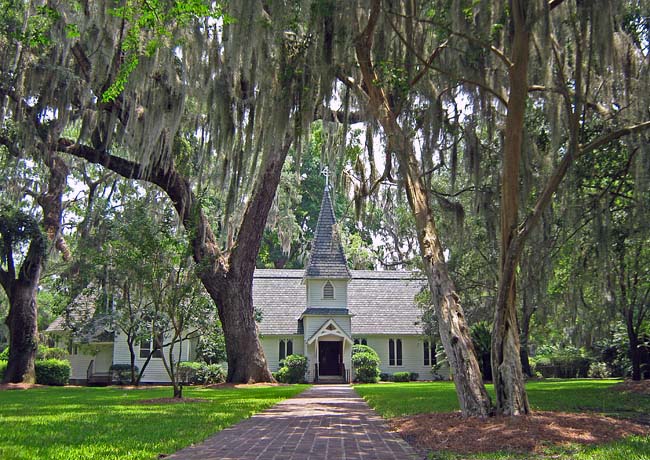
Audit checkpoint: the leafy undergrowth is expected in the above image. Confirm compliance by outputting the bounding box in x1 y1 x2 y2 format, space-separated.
355 379 650 460
0 384 308 460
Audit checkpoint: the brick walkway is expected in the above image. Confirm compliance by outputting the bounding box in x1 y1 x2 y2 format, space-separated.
166 384 421 460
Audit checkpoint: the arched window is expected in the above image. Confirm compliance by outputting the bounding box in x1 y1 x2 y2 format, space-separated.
354 339 359 345
279 340 286 361
388 338 403 366
287 339 293 356
423 341 431 366
323 281 334 299
361 338 367 346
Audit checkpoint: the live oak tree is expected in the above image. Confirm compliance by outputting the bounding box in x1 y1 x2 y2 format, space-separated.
2 1 342 382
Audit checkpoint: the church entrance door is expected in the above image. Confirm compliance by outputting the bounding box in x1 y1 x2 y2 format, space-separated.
318 341 342 376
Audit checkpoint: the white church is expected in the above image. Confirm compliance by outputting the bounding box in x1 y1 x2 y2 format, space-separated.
48 186 441 383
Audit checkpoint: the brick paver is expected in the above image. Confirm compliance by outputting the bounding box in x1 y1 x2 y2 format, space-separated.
166 384 421 460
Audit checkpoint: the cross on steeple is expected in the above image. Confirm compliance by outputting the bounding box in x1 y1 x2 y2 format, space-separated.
321 166 331 189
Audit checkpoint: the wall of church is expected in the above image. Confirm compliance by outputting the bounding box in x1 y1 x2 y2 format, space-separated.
259 335 305 372
354 335 450 381
306 279 348 308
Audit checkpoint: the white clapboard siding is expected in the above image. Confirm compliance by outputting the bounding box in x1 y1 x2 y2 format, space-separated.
259 335 305 371
357 335 450 380
112 330 192 383
306 280 348 308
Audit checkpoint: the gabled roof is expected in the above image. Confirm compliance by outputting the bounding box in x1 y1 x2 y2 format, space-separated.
304 187 351 279
254 269 426 336
306 318 353 345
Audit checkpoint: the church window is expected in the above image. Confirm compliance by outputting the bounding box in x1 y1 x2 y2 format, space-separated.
279 339 293 361
353 338 367 346
389 338 403 366
423 341 434 366
323 281 334 299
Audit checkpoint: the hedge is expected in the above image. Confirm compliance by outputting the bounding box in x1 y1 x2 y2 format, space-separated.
0 359 70 385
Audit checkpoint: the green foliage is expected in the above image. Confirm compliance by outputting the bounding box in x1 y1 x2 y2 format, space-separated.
109 363 139 384
470 321 492 380
102 0 226 102
34 359 70 386
0 385 308 459
178 361 225 385
588 362 612 378
37 346 68 360
0 360 5 379
351 345 381 383
195 327 227 364
531 345 593 378
392 371 410 382
275 354 308 384
0 204 47 266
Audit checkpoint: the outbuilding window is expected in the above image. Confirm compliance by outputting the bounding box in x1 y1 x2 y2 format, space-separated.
323 281 334 299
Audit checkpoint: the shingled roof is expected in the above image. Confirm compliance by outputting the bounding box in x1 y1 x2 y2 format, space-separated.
254 269 426 336
304 187 351 279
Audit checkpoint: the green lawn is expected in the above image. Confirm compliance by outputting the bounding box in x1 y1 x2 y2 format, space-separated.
0 384 308 460
354 379 650 460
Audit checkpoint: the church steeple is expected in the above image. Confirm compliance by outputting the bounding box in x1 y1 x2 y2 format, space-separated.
304 181 351 279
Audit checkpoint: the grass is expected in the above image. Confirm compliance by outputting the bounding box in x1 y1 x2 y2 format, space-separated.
354 379 650 460
0 384 308 460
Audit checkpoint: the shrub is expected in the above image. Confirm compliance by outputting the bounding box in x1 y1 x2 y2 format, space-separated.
588 362 611 378
276 354 308 383
37 346 68 360
408 372 419 381
532 345 592 378
470 321 492 380
0 348 8 360
178 361 204 384
110 363 138 384
199 363 226 384
379 372 392 382
392 371 410 382
35 359 70 386
352 345 381 383
0 360 6 379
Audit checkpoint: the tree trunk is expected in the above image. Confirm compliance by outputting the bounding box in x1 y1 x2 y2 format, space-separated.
520 289 533 377
173 383 183 398
395 136 492 417
627 322 641 381
57 137 290 384
3 281 39 383
352 0 491 417
492 0 531 416
211 274 273 383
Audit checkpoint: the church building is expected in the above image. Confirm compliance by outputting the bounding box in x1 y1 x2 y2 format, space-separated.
254 185 437 382
47 185 439 384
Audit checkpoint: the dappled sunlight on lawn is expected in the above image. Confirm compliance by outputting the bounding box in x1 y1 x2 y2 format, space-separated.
0 384 309 460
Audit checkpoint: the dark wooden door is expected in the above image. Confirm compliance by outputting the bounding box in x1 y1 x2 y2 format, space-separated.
319 341 342 376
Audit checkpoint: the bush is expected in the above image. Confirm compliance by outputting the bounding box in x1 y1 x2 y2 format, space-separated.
532 345 592 378
352 345 381 383
37 346 68 360
110 363 138 384
588 362 611 378
0 360 6 379
392 371 410 382
178 362 226 384
35 359 70 386
0 348 8 360
199 363 226 384
409 372 419 381
276 354 308 384
379 372 392 382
